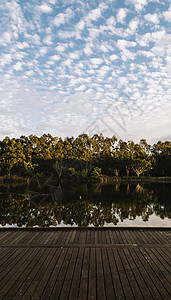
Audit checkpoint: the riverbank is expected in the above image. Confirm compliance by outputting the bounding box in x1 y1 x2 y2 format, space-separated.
0 174 171 184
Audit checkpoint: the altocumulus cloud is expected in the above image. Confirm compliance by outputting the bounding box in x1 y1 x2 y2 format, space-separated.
0 0 170 143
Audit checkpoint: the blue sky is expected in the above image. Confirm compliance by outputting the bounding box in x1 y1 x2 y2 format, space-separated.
0 0 171 143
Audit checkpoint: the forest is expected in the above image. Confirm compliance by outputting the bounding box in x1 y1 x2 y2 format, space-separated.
0 133 171 181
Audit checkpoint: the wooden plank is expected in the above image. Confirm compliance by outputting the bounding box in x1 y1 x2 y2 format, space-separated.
63 230 74 245
140 247 171 296
74 230 81 244
115 229 124 244
0 247 25 276
3 248 41 299
48 248 73 299
69 247 84 300
149 248 171 283
1 231 24 244
52 230 63 244
21 248 53 300
112 248 134 300
86 230 91 244
101 229 107 244
15 230 37 244
101 247 115 299
23 230 41 244
13 248 49 300
59 248 79 300
156 231 171 244
55 230 66 244
78 248 90 300
94 230 98 244
119 230 128 244
59 230 71 245
68 230 77 244
42 231 56 244
124 229 136 244
107 247 125 300
127 229 138 244
30 248 58 299
135 247 169 299
39 248 65 300
118 247 144 299
79 229 87 244
96 248 106 300
123 247 152 299
0 247 14 266
155 247 171 266
131 247 162 299
108 229 117 244
0 248 34 298
0 231 13 243
145 231 161 244
97 229 102 244
88 247 96 300
133 230 148 244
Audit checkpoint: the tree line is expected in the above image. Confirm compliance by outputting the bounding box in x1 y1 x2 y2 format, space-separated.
0 133 170 179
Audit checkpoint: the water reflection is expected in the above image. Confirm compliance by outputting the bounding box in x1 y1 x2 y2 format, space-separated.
0 182 170 227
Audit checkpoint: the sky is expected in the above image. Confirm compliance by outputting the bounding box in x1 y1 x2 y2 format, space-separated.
0 0 171 143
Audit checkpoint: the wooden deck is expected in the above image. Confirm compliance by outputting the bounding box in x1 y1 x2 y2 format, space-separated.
0 228 170 300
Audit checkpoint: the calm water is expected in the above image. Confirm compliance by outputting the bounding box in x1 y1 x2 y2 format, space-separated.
0 181 170 227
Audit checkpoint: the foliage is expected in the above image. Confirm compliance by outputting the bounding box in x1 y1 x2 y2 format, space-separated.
91 167 102 178
0 134 170 179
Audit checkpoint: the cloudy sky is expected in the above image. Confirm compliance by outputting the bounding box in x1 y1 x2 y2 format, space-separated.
0 0 171 143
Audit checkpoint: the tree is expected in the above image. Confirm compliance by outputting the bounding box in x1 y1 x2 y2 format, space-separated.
53 160 64 178
131 158 153 177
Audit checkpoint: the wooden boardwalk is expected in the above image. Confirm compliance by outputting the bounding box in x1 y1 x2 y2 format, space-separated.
0 228 170 300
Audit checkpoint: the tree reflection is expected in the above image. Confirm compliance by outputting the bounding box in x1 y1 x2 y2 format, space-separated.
0 183 170 227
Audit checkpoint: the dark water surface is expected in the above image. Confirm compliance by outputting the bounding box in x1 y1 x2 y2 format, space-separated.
0 181 170 227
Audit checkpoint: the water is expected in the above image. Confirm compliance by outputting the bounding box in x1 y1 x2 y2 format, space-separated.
0 182 170 227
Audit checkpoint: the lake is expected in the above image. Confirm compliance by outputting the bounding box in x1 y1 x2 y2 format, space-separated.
0 181 170 227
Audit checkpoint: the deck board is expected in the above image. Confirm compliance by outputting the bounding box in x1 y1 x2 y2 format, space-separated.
0 228 170 300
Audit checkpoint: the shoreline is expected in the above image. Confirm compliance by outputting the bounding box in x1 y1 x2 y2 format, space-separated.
0 175 171 185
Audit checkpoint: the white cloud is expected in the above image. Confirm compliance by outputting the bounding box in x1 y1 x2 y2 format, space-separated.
13 62 23 71
117 8 127 24
39 47 48 56
84 44 93 56
144 13 159 24
138 50 154 57
75 84 86 91
166 56 171 74
90 58 103 65
106 16 116 26
53 8 74 27
126 0 148 12
58 30 75 39
117 39 136 50
0 32 12 45
128 18 139 33
39 5 53 13
17 42 29 49
76 20 85 31
56 44 67 53
69 52 80 60
50 54 61 61
163 5 171 22
86 3 107 23
43 35 53 45
110 54 118 61
0 53 12 66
